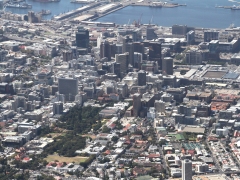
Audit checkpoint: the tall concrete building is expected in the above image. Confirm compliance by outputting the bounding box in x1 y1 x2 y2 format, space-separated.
162 57 173 75
133 93 141 117
172 25 187 35
76 26 89 48
185 50 203 65
138 70 146 86
133 52 142 68
53 102 63 115
0 0 3 11
100 40 112 61
58 78 78 101
149 42 161 68
62 50 73 62
125 43 134 65
204 30 219 42
115 53 129 77
182 159 192 180
186 30 195 45
146 26 157 40
28 11 41 23
155 100 165 113
133 42 144 55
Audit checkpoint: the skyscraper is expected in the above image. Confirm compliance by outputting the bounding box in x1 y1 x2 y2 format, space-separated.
204 30 219 42
115 52 129 77
0 0 3 11
125 43 134 65
146 26 157 40
138 70 146 86
172 25 188 35
53 102 63 115
76 26 89 48
133 42 144 55
58 78 78 101
133 52 142 69
182 159 192 180
149 42 161 68
162 57 173 75
100 40 111 61
133 93 141 117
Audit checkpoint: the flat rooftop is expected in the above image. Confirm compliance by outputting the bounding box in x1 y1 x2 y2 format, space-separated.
202 71 226 78
73 14 94 21
223 72 239 79
182 126 205 134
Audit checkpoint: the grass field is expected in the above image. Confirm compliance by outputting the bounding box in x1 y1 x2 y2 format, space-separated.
81 134 96 140
44 154 88 163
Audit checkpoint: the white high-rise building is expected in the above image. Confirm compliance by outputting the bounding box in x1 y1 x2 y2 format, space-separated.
182 159 192 180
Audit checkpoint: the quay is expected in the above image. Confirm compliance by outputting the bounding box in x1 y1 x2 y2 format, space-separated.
54 0 187 22
215 5 240 10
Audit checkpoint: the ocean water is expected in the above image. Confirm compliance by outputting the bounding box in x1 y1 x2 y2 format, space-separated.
5 0 85 19
5 0 240 28
96 0 240 28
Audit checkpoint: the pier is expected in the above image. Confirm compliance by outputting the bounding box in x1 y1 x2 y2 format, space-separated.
54 0 187 22
215 5 240 10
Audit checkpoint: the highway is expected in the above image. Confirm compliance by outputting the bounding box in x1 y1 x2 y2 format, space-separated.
3 34 41 43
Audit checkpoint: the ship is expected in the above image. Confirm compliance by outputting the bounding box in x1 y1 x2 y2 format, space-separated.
6 3 32 8
231 5 240 10
39 9 51 15
32 0 60 2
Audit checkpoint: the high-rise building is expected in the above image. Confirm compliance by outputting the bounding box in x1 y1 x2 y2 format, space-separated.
28 11 41 23
182 159 192 180
133 52 142 69
0 0 3 11
76 26 89 48
138 70 146 86
112 62 121 78
204 30 219 42
133 93 141 117
146 26 157 40
62 50 73 62
58 78 78 100
149 42 161 68
100 40 111 61
155 100 165 113
116 44 123 54
185 50 203 65
162 57 173 75
125 43 134 65
186 30 195 45
172 25 188 35
115 53 129 77
133 42 144 55
53 102 63 115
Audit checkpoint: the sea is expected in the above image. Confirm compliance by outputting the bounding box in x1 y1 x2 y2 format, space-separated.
5 0 240 28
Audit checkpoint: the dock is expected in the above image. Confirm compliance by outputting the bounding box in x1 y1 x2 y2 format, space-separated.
53 0 187 22
215 5 240 10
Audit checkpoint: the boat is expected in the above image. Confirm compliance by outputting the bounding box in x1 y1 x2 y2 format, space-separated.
6 3 32 8
231 5 240 10
32 0 60 2
39 9 51 15
149 4 163 7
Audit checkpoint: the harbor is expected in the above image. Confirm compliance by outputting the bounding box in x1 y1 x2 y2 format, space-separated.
2 0 240 28
5 3 32 9
53 0 187 22
216 5 240 10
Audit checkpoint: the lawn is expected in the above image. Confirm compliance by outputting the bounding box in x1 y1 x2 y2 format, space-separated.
81 134 96 140
47 133 66 138
44 154 88 164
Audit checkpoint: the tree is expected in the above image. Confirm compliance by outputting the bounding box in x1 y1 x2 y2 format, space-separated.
102 126 111 133
111 136 119 143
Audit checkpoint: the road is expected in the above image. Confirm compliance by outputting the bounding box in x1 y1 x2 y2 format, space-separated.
158 144 170 178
